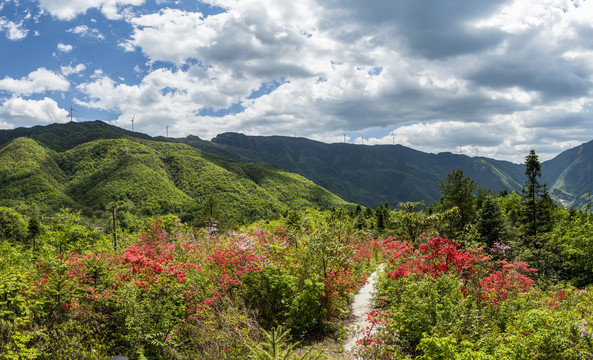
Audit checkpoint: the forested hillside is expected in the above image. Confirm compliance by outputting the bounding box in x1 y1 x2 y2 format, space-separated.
543 140 593 208
210 132 527 208
209 132 593 209
3 147 593 359
4 121 593 210
0 134 350 227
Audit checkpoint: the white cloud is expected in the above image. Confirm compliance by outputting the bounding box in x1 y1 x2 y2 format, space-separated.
67 25 105 40
61 64 87 76
0 17 28 40
125 3 325 73
37 0 146 20
0 68 70 96
126 9 230 63
117 39 136 52
76 64 260 124
0 97 69 127
57 43 73 52
22 0 592 163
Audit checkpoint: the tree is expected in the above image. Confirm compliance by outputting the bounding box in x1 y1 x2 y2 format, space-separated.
375 203 390 232
497 191 522 226
0 207 27 243
475 194 508 248
521 150 555 237
522 150 542 236
438 170 477 235
393 201 428 243
27 217 42 252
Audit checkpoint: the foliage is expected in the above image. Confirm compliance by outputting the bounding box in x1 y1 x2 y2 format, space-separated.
0 210 375 359
521 150 556 236
7 141 593 359
437 170 477 236
0 207 28 243
475 194 509 248
0 135 351 226
354 230 593 359
247 325 325 360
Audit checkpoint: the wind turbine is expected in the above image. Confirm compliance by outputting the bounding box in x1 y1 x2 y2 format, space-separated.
357 133 366 145
68 101 76 122
131 114 135 132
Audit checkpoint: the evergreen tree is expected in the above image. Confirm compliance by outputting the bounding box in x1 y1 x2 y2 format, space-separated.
438 169 477 234
521 149 555 237
354 204 362 216
522 149 542 236
475 194 508 248
28 217 42 251
375 203 388 231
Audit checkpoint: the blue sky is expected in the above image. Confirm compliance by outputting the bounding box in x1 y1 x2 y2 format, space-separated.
1 0 593 162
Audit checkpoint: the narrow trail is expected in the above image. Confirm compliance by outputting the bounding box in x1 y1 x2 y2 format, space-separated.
343 263 385 355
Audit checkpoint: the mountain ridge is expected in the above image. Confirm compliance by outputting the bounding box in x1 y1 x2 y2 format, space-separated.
0 128 350 225
2 121 592 209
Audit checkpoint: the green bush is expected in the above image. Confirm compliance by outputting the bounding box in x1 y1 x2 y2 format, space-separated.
0 207 27 243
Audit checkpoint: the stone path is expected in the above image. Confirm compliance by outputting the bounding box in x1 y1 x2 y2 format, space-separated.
343 263 384 356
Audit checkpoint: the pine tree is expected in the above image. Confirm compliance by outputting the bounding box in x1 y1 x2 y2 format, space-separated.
475 194 508 248
522 150 542 236
376 203 388 231
521 149 555 237
438 169 477 234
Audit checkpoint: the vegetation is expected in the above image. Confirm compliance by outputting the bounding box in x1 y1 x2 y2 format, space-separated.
5 122 593 359
4 121 593 209
349 150 593 359
0 209 377 359
0 136 350 228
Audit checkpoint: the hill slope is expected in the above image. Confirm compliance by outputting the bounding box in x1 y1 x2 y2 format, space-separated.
0 135 350 225
4 121 593 210
209 133 527 207
542 140 593 208
0 137 72 213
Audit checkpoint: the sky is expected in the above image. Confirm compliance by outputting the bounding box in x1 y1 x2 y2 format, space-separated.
1 0 593 163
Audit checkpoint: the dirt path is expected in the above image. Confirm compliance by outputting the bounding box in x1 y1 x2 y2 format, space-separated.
343 263 384 355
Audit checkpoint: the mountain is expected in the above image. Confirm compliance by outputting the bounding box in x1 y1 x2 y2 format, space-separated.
542 140 593 208
3 121 593 211
0 137 71 212
0 129 350 225
0 120 153 152
208 133 527 208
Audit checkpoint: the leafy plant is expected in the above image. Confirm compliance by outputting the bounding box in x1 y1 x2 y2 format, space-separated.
247 326 325 360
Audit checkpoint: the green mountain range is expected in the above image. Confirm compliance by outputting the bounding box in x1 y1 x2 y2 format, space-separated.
542 140 593 209
208 133 529 208
207 132 593 209
0 122 350 225
1 121 592 215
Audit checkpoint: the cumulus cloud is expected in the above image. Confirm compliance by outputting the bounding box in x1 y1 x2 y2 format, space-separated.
70 0 580 163
0 68 70 96
5 0 592 163
37 0 145 20
57 43 73 52
125 3 323 77
61 64 86 76
67 25 105 40
0 97 69 127
0 16 28 40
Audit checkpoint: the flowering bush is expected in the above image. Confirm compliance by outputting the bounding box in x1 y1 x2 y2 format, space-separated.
352 235 593 359
1 211 377 359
